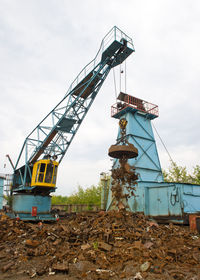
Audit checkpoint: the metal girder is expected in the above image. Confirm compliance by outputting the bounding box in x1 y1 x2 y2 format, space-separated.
14 26 135 190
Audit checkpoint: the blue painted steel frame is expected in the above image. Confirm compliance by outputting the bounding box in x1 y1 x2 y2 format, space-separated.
107 107 163 211
107 99 200 222
13 26 135 193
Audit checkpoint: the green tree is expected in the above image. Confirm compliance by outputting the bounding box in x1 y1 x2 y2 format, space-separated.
163 161 200 184
190 165 200 184
52 184 101 206
51 195 68 205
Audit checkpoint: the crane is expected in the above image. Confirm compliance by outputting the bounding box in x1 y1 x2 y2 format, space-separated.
8 26 135 220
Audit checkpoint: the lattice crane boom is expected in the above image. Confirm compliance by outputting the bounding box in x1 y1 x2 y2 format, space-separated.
13 26 135 193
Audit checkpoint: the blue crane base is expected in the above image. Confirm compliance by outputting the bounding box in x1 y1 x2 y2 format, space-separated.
8 194 57 221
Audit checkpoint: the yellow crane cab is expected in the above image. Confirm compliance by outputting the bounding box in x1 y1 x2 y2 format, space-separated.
31 159 58 188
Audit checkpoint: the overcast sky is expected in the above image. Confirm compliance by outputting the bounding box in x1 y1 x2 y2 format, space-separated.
0 0 200 195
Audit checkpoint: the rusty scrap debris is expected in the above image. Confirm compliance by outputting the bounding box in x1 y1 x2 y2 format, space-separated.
1 211 200 279
108 118 138 209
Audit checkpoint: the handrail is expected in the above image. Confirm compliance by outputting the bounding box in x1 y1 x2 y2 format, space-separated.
65 26 134 96
111 96 159 118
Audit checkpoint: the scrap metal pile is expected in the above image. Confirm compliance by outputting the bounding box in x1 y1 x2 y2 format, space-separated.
108 118 138 210
1 211 200 280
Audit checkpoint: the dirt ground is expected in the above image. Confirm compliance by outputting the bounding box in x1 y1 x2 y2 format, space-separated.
0 211 200 280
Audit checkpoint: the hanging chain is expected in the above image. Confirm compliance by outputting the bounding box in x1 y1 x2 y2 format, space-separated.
119 118 128 144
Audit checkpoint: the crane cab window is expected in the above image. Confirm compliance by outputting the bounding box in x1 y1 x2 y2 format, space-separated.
45 163 54 183
31 160 58 187
36 163 46 183
52 165 58 184
31 159 58 188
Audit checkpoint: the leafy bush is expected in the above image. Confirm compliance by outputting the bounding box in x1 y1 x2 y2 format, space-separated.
52 184 101 206
163 161 200 184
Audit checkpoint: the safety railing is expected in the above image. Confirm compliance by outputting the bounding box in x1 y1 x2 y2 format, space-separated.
66 26 134 96
111 95 159 117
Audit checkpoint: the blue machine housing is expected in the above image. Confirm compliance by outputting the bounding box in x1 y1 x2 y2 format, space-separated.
125 181 200 223
10 194 55 221
107 93 200 223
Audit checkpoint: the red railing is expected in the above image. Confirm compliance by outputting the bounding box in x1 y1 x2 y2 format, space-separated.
111 93 159 118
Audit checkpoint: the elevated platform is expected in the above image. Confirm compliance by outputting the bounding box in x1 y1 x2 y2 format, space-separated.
111 92 159 120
